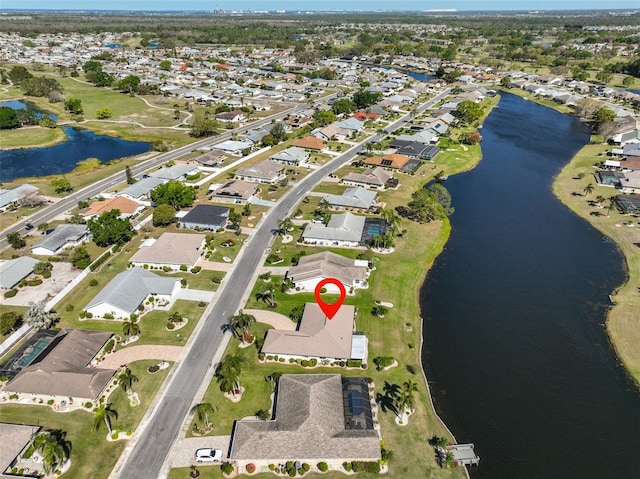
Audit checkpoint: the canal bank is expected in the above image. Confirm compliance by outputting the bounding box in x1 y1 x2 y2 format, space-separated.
419 92 640 479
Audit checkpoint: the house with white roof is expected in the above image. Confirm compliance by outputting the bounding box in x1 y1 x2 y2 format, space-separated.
323 187 378 211
235 159 284 183
0 184 39 211
0 256 39 290
31 224 89 256
270 146 309 165
148 164 199 181
302 212 366 247
85 268 181 319
286 251 368 293
130 233 205 270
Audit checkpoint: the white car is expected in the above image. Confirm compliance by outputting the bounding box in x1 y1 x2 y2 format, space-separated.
195 448 223 463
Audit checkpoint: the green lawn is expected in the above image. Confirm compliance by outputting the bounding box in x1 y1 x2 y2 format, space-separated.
1 126 67 149
0 359 171 479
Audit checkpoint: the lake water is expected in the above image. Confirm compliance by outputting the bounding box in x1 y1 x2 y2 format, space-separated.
0 100 151 182
420 93 640 478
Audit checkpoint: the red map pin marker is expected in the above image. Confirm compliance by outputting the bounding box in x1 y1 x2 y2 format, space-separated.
314 278 346 320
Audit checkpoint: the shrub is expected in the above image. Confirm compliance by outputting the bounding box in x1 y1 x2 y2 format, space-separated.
147 365 160 373
181 278 187 286
266 355 273 360
42 271 52 279
309 358 317 367
89 278 99 286
301 360 309 367
220 462 234 475
167 322 175 330
211 275 222 284
347 359 362 368
318 462 328 472
269 464 275 471
246 464 256 473
288 469 296 478
279 357 285 362
86 312 93 318
343 462 352 472
65 304 74 312
198 301 206 307
163 265 171 272
191 266 202 274
103 313 114 320
47 399 54 405
289 358 295 363
26 279 43 286
180 264 188 271
85 401 93 409
89 251 111 271
302 463 310 473
79 310 86 319
3 289 17 298
258 353 265 361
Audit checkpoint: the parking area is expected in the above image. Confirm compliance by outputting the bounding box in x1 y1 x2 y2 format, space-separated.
167 435 231 468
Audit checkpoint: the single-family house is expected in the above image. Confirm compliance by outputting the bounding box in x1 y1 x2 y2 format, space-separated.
389 140 440 160
396 130 439 145
619 170 640 193
286 251 368 292
0 256 39 290
118 176 166 201
209 180 256 204
189 149 227 167
215 140 253 155
312 124 351 142
270 147 309 165
179 204 230 230
342 167 394 189
235 160 284 183
364 153 410 169
31 224 89 256
148 164 199 181
323 187 378 211
130 233 205 270
81 196 143 220
0 184 39 211
229 374 380 464
3 329 116 403
244 127 272 145
293 136 327 151
0 423 41 477
216 109 246 123
302 212 366 247
85 268 181 319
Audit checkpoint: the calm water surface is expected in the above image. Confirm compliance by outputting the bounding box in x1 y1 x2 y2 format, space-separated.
420 93 640 478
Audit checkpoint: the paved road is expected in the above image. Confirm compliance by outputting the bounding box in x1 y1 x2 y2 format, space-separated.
115 88 450 479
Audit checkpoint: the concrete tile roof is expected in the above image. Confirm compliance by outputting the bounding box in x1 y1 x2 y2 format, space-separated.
302 212 366 243
130 232 205 266
342 167 392 187
82 196 140 217
236 160 283 181
31 224 88 254
287 251 367 288
0 423 40 473
323 187 377 209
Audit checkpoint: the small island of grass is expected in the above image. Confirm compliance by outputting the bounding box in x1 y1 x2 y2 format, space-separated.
1 125 68 150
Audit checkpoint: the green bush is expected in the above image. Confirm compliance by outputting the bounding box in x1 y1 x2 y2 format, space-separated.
266 355 273 360
269 464 275 471
301 360 309 367
79 310 86 319
85 312 93 318
302 463 310 472
85 401 93 408
318 462 328 472
279 357 285 362
167 322 175 330
180 264 188 271
163 265 170 272
211 274 222 284
309 358 317 367
3 289 17 298
258 353 265 361
288 469 296 478
89 251 111 271
181 278 187 286
191 266 202 274
103 313 114 320
347 359 361 368
89 278 99 286
47 399 54 405
26 279 43 286
343 462 352 472
220 462 234 475
42 270 51 279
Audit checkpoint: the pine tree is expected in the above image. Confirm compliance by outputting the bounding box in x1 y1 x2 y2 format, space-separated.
125 166 136 185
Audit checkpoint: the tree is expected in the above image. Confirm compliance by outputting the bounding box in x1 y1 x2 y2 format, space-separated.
82 60 102 74
0 106 19 129
270 122 286 143
353 90 382 109
118 75 141 93
242 203 251 217
500 76 511 88
8 65 32 85
596 70 613 85
399 183 453 223
264 372 282 392
373 356 395 371
381 208 402 234
397 379 419 415
122 320 140 338
96 107 113 119
260 134 275 147
276 217 293 236
92 402 118 435
593 107 616 131
32 429 71 474
225 312 256 342
159 60 172 71
150 181 196 209
190 114 219 138
152 204 176 226
460 130 482 145
0 311 22 335
64 98 83 114
215 353 247 397
332 98 356 115
192 402 217 429
583 183 595 196
88 209 135 246
7 231 26 249
33 261 53 276
313 109 336 127
255 287 277 308
228 208 242 227
117 367 139 395
456 101 484 125
255 409 270 421
71 245 91 269
125 166 135 185
51 177 72 194
622 76 635 88
25 301 58 329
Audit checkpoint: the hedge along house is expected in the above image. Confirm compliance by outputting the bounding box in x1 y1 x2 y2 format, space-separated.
85 268 181 319
229 374 380 468
261 303 368 364
1 329 116 405
129 232 206 271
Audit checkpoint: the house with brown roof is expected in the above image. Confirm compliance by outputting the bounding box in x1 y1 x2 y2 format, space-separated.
187 149 227 167
229 374 380 466
342 167 394 189
364 153 410 169
262 303 367 362
3 329 116 403
129 232 205 270
209 180 257 204
235 159 284 184
286 251 368 293
293 136 327 152
81 196 143 220
312 124 351 142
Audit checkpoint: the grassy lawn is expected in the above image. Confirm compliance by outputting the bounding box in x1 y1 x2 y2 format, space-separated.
0 359 171 479
206 234 249 262
1 126 68 149
0 204 46 232
311 182 347 195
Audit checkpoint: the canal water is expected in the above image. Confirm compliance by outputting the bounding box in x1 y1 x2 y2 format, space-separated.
420 92 640 478
0 100 150 182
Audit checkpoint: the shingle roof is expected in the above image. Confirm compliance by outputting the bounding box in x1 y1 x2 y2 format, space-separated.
235 160 283 181
180 204 229 228
0 423 40 473
342 167 392 187
86 268 179 315
0 184 39 209
211 180 256 200
287 251 367 288
5 329 115 400
148 164 196 180
119 176 165 199
270 147 308 163
130 232 205 266
0 256 39 289
31 224 88 254
323 187 377 209
303 212 366 243
229 374 380 461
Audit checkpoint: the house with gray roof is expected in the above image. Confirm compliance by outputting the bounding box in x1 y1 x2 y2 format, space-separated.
0 184 39 211
0 256 39 289
287 251 368 293
342 167 393 189
323 187 378 211
215 140 253 155
179 204 230 230
229 374 380 465
148 164 199 181
118 176 166 201
270 147 310 165
302 212 366 247
85 268 180 319
210 180 256 204
31 224 89 256
0 423 41 478
235 159 284 184
130 233 205 270
3 329 115 403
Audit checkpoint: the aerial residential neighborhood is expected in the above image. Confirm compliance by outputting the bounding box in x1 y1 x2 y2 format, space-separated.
1 6 639 479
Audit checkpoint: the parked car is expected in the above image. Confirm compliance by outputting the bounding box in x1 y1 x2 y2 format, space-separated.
195 448 223 463
24 222 33 230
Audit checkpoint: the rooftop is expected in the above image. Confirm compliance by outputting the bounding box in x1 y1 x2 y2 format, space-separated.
0 256 39 289
130 232 205 266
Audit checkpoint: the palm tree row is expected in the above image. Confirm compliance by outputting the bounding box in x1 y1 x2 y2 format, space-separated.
225 311 256 342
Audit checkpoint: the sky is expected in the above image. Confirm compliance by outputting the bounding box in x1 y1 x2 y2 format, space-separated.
2 1 639 11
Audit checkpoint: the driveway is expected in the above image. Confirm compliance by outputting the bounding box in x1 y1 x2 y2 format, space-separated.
0 262 80 306
196 259 233 272
243 309 296 330
167 436 231 468
100 345 183 368
175 289 215 302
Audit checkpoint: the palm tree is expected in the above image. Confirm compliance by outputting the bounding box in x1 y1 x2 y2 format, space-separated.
595 195 606 207
24 301 59 329
225 312 256 341
277 217 293 236
397 380 419 416
607 197 617 217
255 287 277 308
192 402 217 429
92 402 118 435
281 277 294 293
32 429 72 474
215 353 247 398
373 234 383 249
317 198 330 214
583 183 594 196
117 367 139 395
122 320 140 338
381 208 402 234
264 372 282 392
